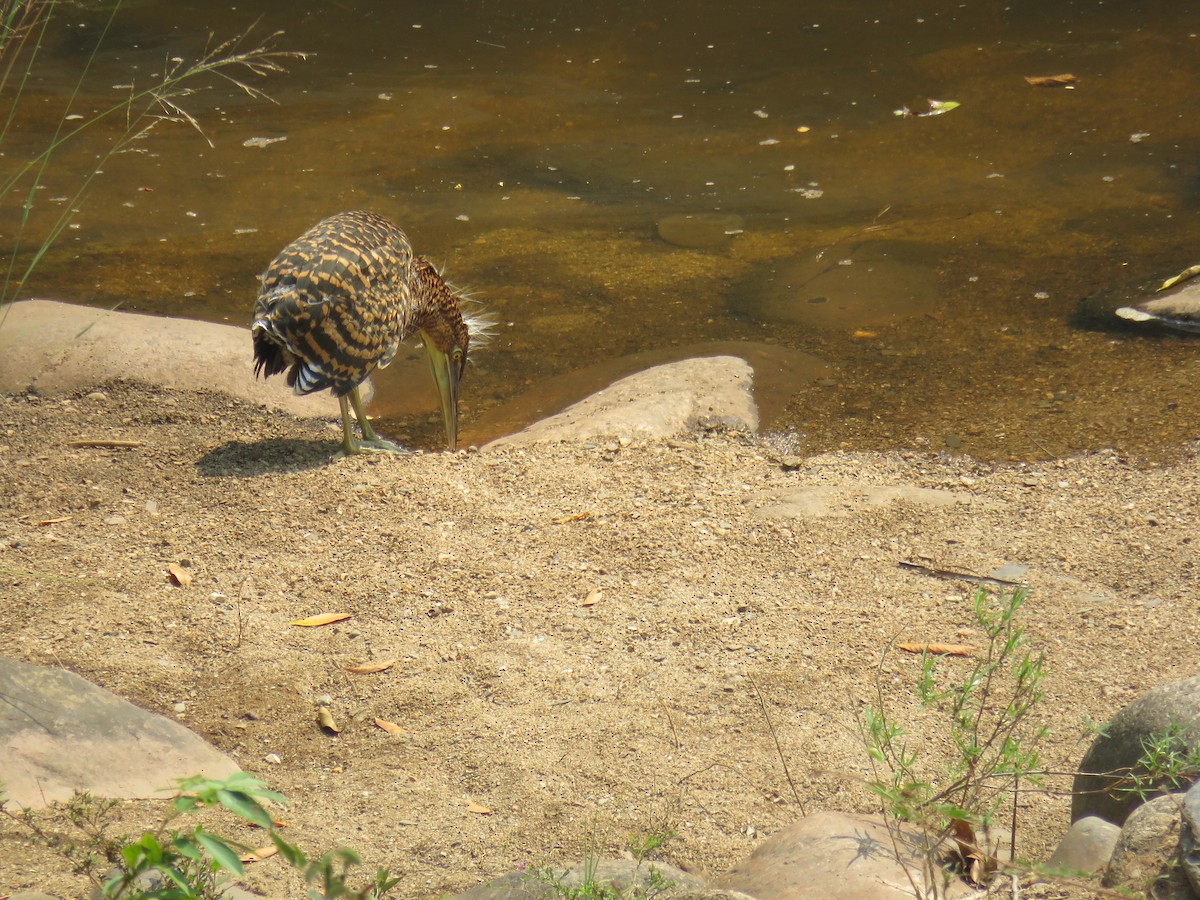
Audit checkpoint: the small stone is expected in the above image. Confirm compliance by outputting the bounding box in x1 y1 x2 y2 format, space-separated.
1046 816 1121 874
315 693 333 707
264 752 282 764
103 515 126 526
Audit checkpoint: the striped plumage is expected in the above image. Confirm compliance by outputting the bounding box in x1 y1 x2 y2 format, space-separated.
252 210 471 454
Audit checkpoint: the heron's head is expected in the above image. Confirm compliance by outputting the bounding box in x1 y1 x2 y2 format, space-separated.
413 258 493 450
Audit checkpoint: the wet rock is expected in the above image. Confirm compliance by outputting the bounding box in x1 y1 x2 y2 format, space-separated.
1045 816 1122 875
1115 280 1200 332
463 340 828 446
731 240 940 330
1103 794 1192 898
1072 675 1200 826
483 356 756 449
1076 264 1200 331
657 212 745 249
0 655 240 808
713 810 977 899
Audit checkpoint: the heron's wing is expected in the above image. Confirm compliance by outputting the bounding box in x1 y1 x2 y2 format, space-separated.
254 212 414 395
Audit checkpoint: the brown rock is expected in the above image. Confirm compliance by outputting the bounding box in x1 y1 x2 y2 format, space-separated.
1103 794 1192 898
715 811 978 899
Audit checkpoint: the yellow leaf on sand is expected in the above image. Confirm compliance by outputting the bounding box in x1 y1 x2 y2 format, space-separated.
375 718 406 735
897 642 978 657
291 612 352 627
167 564 192 587
317 707 340 733
465 801 492 815
242 845 279 863
345 659 397 674
552 512 592 524
581 589 603 607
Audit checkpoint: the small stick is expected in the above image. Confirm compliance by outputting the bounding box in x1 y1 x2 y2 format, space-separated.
897 561 1023 588
68 439 145 449
748 674 805 814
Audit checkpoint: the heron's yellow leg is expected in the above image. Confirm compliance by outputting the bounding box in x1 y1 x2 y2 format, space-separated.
347 385 410 454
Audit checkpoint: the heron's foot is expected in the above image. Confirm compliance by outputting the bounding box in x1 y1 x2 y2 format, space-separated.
358 436 414 455
334 436 413 457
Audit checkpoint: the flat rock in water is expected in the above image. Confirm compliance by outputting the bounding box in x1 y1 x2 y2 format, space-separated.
463 340 828 446
657 212 745 249
1076 265 1200 331
0 299 343 419
0 656 240 808
732 240 940 330
483 356 756 449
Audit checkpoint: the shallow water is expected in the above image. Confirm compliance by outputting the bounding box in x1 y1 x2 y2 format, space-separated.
7 0 1200 460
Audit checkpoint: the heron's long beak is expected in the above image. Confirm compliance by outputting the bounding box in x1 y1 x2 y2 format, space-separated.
423 341 461 451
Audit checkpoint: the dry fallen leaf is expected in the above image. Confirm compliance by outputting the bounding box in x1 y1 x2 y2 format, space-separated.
317 707 340 734
465 801 492 815
167 564 192 587
375 717 406 735
897 642 978 657
1024 73 1077 87
345 659 397 674
241 845 279 863
36 516 72 526
291 612 352 627
552 512 592 524
580 589 603 607
952 818 995 885
852 330 878 339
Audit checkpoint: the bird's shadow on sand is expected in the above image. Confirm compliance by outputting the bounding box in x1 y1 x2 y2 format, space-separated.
197 439 337 477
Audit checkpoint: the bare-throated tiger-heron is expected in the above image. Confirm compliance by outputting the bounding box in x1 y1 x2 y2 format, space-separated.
251 210 483 454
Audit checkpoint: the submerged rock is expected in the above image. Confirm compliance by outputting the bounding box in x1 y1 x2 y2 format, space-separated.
731 240 940 330
657 213 745 249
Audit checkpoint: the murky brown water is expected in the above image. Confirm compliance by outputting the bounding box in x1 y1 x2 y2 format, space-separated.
6 0 1200 460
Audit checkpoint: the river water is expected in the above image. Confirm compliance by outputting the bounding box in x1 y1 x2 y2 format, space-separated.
7 0 1200 459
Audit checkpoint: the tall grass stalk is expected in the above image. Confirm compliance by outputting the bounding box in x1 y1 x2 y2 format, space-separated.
0 0 304 330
